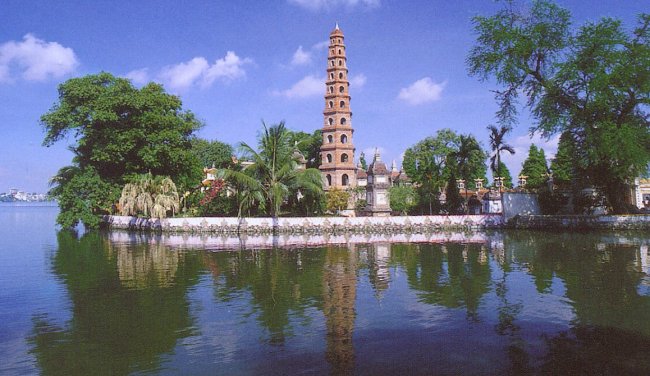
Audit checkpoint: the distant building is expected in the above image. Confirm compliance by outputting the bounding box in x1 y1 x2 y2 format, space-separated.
632 178 650 210
365 149 391 216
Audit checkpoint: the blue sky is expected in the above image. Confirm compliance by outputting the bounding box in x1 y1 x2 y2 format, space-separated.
1 0 647 192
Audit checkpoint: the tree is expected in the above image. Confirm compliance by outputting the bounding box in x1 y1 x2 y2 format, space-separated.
403 129 460 214
119 173 180 218
520 144 549 189
487 125 515 181
41 72 201 228
191 138 235 169
388 186 419 215
51 167 119 229
468 1 650 213
551 131 575 188
326 188 350 214
445 172 464 214
226 121 323 218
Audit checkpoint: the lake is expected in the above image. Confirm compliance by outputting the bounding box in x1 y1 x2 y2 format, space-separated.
2 203 650 375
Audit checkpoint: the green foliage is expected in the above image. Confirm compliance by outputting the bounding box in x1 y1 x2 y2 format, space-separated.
468 1 650 213
196 193 237 217
326 187 350 213
225 121 323 217
403 129 460 214
119 173 180 218
42 72 201 185
445 172 464 214
389 185 419 215
520 144 549 189
190 138 235 170
551 131 576 188
42 72 201 228
53 167 119 229
449 134 488 190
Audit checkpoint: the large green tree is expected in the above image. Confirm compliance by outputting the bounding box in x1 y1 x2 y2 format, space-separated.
519 144 549 189
41 72 202 228
468 0 650 213
388 185 419 215
403 129 460 214
190 138 234 170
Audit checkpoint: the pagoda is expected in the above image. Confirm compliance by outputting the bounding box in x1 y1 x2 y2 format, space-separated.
319 24 357 191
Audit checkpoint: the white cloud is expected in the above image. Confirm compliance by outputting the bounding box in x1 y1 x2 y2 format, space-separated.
287 41 328 67
398 77 445 105
159 57 209 91
288 0 380 11
157 51 252 92
349 73 367 88
0 34 78 82
125 68 149 85
203 51 252 85
291 46 312 66
312 40 330 50
273 74 324 99
502 132 561 176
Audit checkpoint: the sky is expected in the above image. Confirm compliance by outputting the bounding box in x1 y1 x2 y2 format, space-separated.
1 0 647 193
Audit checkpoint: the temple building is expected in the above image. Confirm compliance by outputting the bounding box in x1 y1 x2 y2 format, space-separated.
319 24 357 191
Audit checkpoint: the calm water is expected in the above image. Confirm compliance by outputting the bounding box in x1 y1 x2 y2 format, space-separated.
2 204 650 375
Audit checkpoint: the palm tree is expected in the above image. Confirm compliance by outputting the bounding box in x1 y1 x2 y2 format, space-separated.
119 173 180 218
450 134 483 211
487 125 515 183
225 121 323 218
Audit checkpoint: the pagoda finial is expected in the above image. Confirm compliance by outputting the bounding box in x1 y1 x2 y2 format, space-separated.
374 147 381 162
335 22 339 30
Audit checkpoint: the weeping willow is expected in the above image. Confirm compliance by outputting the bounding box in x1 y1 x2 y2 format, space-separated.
119 174 180 218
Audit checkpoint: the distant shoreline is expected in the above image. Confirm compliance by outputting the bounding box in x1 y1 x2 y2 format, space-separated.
0 201 58 207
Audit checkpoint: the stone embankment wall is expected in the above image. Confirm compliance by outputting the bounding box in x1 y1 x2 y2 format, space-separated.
102 214 504 235
510 214 650 230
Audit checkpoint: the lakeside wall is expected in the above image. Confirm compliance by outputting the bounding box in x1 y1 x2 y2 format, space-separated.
102 214 505 234
509 214 650 230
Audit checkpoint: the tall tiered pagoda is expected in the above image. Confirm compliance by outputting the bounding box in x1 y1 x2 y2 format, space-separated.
319 24 357 190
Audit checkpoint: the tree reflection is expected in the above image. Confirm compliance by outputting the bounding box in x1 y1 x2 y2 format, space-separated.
504 231 650 373
206 248 327 345
391 242 492 320
29 231 202 375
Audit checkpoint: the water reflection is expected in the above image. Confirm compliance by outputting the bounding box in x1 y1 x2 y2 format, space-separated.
30 231 202 375
26 230 650 375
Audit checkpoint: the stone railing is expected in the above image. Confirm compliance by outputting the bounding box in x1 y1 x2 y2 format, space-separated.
509 214 650 230
102 214 504 235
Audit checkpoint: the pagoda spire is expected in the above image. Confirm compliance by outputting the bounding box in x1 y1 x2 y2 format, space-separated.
319 24 356 190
